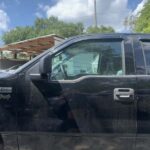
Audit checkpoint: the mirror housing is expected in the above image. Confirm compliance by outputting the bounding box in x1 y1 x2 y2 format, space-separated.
39 54 52 77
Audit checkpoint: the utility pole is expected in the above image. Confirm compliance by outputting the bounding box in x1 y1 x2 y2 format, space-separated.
94 0 97 27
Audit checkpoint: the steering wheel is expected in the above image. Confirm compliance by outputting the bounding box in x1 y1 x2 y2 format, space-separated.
60 64 68 79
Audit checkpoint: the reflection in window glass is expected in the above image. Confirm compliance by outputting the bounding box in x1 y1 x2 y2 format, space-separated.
142 42 150 74
52 40 123 80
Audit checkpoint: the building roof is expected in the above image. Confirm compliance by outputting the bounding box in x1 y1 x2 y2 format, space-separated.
0 34 64 55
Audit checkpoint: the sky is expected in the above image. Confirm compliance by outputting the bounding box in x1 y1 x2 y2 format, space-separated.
0 0 148 45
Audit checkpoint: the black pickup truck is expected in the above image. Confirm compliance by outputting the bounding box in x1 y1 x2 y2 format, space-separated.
0 33 150 150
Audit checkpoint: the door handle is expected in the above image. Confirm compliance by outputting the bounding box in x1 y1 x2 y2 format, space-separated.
114 88 134 102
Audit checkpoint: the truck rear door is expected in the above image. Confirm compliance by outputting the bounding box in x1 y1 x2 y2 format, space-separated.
134 35 150 149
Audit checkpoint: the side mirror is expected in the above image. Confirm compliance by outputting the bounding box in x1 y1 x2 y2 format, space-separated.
39 54 52 77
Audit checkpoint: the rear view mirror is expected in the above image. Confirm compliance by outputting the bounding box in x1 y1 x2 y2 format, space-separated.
39 54 52 76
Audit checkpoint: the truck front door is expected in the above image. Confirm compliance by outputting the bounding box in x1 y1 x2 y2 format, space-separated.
18 36 137 150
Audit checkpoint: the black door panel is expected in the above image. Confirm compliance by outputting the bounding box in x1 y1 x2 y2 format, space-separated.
134 39 150 134
136 76 150 133
32 76 137 134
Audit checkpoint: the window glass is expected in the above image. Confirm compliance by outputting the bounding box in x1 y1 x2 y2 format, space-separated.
142 41 150 74
51 40 124 80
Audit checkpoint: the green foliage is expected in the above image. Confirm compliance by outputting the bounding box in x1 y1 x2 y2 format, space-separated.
2 26 35 44
86 25 115 34
2 16 115 44
134 0 150 32
2 16 84 44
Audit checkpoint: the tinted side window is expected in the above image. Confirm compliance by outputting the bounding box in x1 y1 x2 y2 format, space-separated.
142 41 150 74
52 40 124 80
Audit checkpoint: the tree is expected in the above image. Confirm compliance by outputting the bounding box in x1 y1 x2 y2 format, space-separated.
123 15 136 32
86 25 115 34
34 17 84 37
2 16 115 44
133 0 150 32
2 26 36 44
2 17 84 44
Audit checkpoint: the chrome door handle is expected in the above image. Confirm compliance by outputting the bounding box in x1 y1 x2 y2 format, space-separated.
114 88 134 102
